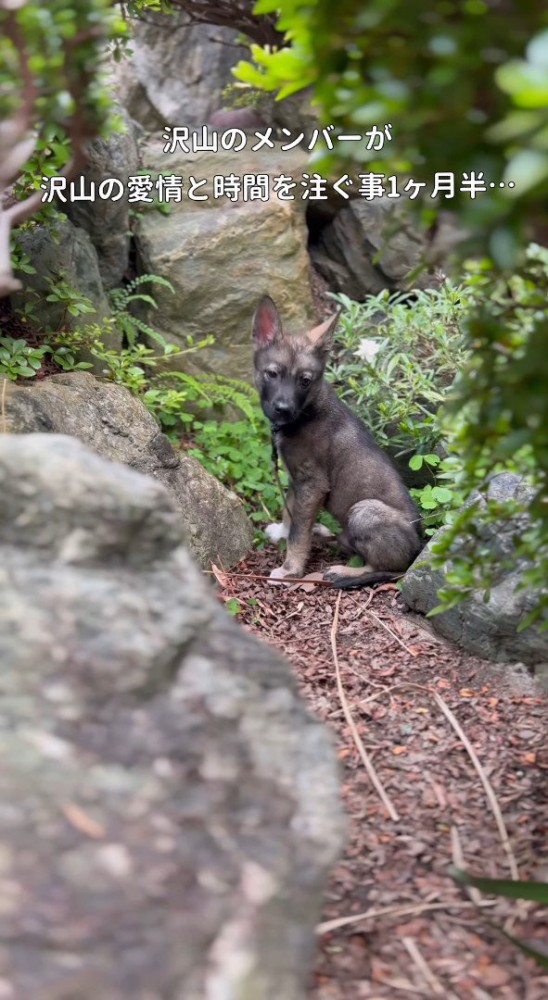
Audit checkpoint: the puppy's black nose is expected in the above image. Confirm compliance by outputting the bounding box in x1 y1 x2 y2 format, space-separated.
273 401 291 417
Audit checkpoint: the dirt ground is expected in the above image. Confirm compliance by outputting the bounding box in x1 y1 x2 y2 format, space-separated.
215 540 548 1000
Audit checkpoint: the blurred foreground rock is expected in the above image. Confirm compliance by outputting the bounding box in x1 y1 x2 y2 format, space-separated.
0 433 343 999
2 372 252 570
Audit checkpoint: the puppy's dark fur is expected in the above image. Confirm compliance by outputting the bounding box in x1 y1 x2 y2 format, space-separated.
252 296 422 588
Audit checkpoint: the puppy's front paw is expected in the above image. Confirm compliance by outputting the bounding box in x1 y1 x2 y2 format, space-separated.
268 566 292 587
268 565 301 587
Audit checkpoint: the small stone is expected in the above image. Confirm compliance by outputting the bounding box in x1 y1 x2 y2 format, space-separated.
95 844 134 879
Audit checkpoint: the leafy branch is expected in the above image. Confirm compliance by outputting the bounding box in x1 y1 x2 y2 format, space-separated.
0 0 123 297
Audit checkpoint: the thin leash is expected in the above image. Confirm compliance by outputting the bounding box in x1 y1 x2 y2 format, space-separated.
271 430 291 520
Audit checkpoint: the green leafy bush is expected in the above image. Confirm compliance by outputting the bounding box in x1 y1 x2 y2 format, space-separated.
233 1 548 242
188 413 284 530
43 311 256 435
409 455 465 535
329 284 471 460
45 276 99 321
431 245 548 624
327 284 472 532
109 275 177 349
5 268 259 443
0 338 46 380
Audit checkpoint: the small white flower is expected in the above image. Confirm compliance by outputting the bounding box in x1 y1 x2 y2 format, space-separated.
265 522 289 543
355 338 382 364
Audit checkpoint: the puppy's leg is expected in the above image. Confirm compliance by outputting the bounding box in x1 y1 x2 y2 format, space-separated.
265 484 294 543
324 499 421 585
270 481 325 581
282 484 294 533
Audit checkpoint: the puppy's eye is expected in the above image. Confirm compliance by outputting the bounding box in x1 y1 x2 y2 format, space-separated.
299 373 312 387
264 368 279 380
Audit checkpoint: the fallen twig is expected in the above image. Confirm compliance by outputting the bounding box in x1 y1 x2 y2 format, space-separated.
327 681 416 719
432 691 520 881
205 569 334 587
402 937 448 997
375 978 423 995
366 607 419 656
451 824 482 906
317 897 496 934
61 802 105 839
331 590 400 822
327 678 521 890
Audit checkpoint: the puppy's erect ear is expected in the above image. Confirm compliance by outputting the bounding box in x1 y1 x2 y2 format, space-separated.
252 296 283 348
306 310 340 353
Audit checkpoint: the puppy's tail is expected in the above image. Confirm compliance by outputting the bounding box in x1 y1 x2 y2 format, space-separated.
328 570 402 590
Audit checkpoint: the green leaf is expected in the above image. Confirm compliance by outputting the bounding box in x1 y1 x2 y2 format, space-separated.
527 29 548 71
232 60 270 88
347 555 365 567
451 869 548 904
122 293 157 308
276 79 311 100
497 928 548 969
496 59 548 108
431 487 454 503
503 149 548 194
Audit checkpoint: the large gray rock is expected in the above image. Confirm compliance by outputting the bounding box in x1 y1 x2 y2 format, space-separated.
311 199 443 298
2 372 252 570
63 109 139 288
110 14 249 130
0 433 343 999
401 474 548 678
135 138 315 379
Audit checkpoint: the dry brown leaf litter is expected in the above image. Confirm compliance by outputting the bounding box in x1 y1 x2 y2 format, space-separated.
214 541 548 999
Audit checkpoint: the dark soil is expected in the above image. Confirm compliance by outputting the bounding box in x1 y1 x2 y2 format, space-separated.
215 540 548 999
